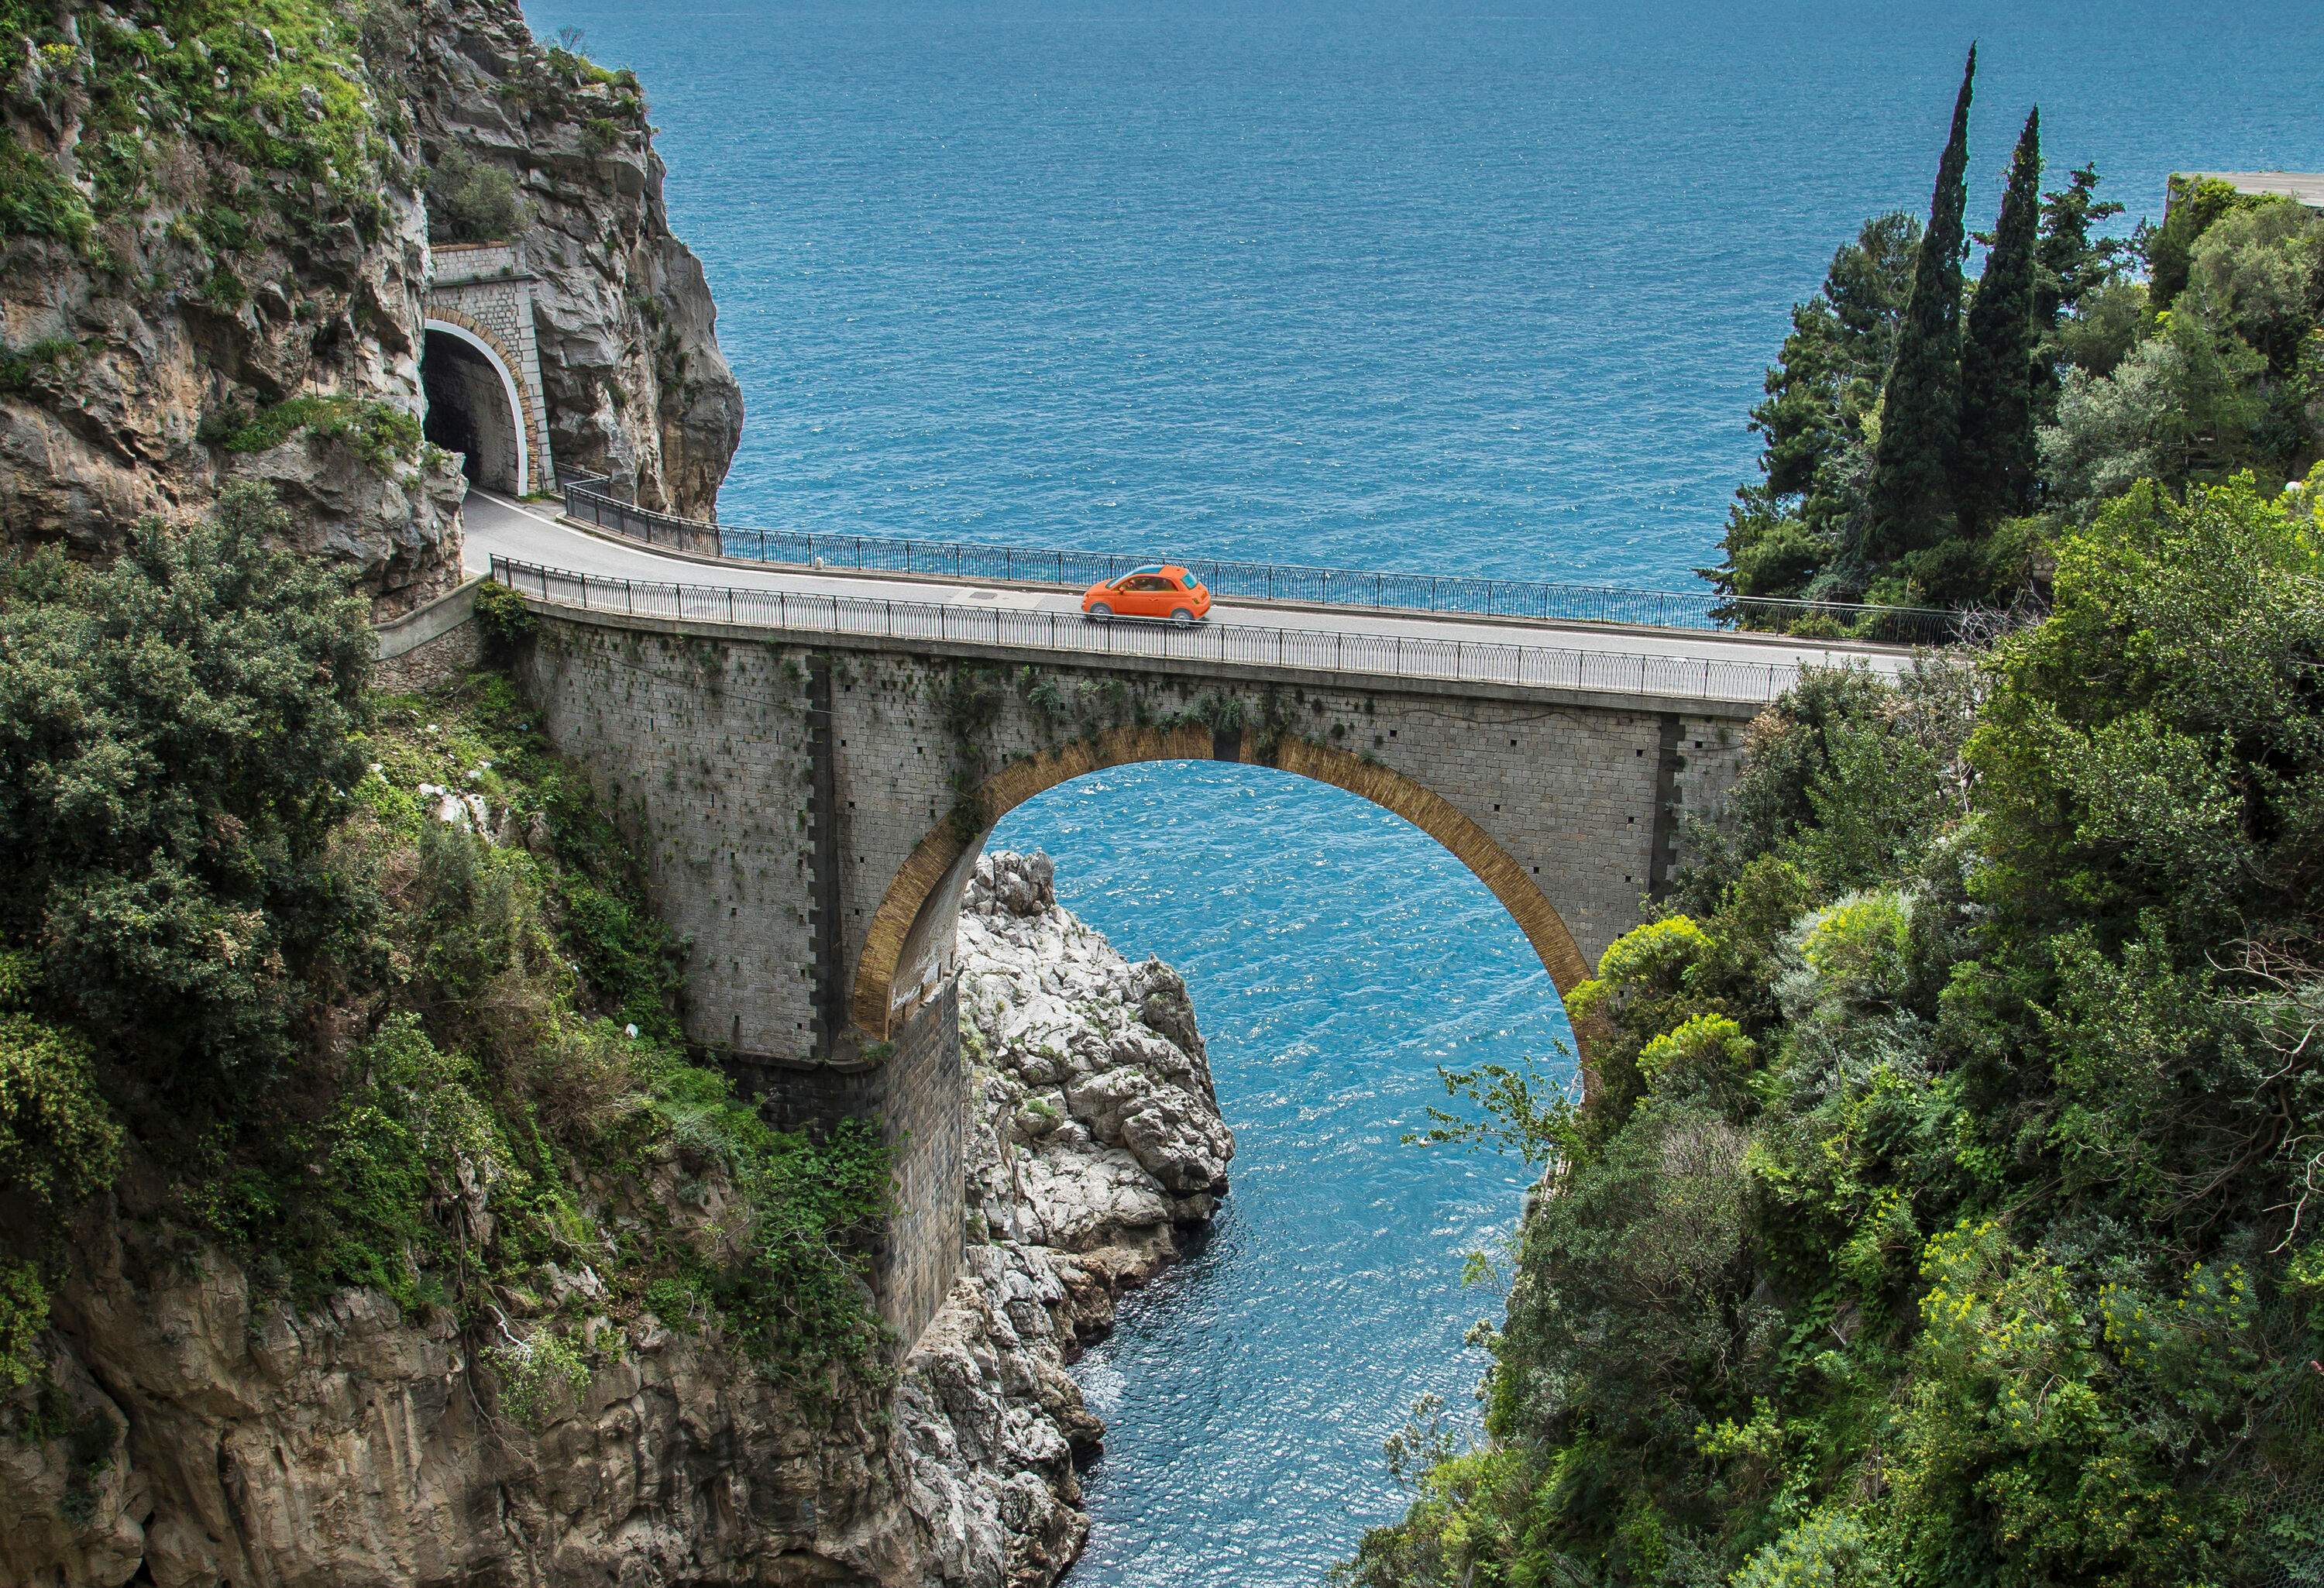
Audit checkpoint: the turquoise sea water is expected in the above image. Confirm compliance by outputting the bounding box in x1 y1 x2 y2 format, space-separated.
521 2 2320 1578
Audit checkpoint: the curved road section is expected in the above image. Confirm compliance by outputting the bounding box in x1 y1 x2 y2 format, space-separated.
460 492 1913 708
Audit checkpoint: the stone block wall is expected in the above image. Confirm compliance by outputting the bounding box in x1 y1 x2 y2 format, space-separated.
1666 713 1751 880
512 605 1761 1344
427 242 555 493
431 241 522 281
373 578 484 693
515 624 824 1057
836 658 1754 1026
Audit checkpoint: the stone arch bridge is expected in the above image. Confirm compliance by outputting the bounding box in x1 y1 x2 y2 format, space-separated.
470 497 1917 1345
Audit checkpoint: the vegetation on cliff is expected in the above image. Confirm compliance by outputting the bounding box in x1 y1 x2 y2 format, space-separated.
1 0 400 260
1714 58 2321 620
1356 53 2324 1583
1354 469 2324 1586
0 488 887 1409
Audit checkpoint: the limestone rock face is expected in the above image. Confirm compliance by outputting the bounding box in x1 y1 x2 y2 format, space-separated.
882 850 1236 1583
405 0 744 519
1 1173 922 1588
0 101 464 616
0 851 1227 1588
959 851 1234 1243
0 0 741 617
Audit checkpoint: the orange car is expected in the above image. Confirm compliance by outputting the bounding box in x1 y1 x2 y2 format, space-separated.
1081 565 1212 624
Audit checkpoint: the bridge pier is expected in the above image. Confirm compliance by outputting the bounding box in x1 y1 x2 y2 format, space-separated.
511 606 1754 1346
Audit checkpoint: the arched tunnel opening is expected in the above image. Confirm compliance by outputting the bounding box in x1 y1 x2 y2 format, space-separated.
421 327 522 493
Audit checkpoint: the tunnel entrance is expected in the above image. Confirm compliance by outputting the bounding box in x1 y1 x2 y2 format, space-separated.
421 325 524 493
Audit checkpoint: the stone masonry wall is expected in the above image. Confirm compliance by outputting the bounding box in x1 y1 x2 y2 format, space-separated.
517 624 823 1051
517 615 1752 1059
513 608 1755 1342
427 242 556 494
512 621 969 1339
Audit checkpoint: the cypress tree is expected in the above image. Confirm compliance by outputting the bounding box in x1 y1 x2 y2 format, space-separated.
1858 46 1975 569
1957 107 2043 531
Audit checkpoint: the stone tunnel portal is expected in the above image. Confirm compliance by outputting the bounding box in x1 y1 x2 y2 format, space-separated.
421 324 527 494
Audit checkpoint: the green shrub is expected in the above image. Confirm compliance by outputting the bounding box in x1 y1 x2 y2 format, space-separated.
0 1259 53 1390
0 1014 122 1215
485 1325 590 1428
0 139 95 249
0 337 87 395
218 396 424 469
472 578 537 651
426 146 531 244
1 565 893 1389
0 485 372 1078
1356 476 2324 1587
3 2 389 242
197 266 249 312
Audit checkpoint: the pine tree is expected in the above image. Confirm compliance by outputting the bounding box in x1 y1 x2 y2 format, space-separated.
1956 108 2042 531
1857 46 1975 570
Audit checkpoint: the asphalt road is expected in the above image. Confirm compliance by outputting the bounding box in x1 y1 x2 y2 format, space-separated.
460 490 1914 679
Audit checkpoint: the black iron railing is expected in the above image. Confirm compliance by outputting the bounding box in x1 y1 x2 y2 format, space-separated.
493 555 1860 706
559 477 1954 647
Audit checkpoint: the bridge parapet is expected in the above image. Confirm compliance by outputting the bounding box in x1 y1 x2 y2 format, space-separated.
561 477 1958 645
492 556 1813 712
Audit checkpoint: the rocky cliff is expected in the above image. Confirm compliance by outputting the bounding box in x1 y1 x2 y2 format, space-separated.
398 0 743 517
0 1 738 615
899 851 1236 1581
1 849 1229 1587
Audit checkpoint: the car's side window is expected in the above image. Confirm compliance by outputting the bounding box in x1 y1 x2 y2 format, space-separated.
1126 576 1169 592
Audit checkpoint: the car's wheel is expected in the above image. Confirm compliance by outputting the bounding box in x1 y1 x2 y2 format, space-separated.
1088 602 1111 620
1171 607 1195 626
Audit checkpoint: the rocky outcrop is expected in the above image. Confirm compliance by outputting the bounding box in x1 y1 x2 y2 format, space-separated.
885 851 1235 1581
959 851 1232 1322
403 1 744 518
0 1 740 615
0 8 464 614
0 851 1228 1587
1 1184 918 1588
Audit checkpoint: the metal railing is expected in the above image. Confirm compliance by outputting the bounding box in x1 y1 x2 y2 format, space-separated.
493 555 1828 706
560 477 1954 647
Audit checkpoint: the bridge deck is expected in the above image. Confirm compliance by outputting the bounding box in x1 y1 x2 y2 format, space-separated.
461 493 1913 711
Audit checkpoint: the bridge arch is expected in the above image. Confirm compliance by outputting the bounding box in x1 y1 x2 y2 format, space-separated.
508 607 1761 1340
422 315 534 495
853 723 1593 1040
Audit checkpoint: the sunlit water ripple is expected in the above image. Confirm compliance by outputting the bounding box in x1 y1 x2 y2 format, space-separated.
517 2 2321 1576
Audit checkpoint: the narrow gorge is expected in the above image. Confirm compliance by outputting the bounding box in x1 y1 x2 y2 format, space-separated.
19 3 2315 1584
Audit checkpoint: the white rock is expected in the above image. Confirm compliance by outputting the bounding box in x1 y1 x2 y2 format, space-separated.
891 850 1233 1583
